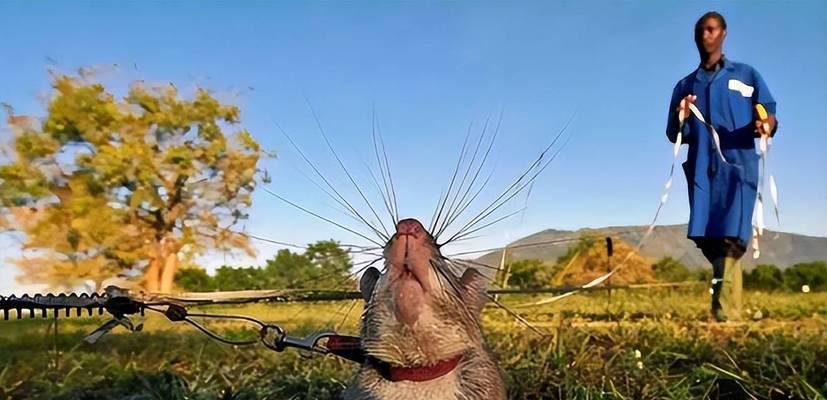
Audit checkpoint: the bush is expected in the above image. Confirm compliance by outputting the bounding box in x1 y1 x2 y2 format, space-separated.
782 261 827 292
651 257 692 282
694 268 712 283
174 240 355 291
745 264 784 291
175 268 215 292
506 259 556 289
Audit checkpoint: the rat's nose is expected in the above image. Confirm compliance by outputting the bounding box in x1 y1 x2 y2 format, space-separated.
396 218 424 238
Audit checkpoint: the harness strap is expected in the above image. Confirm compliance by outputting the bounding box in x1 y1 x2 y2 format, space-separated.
326 335 463 382
370 354 463 382
325 334 366 364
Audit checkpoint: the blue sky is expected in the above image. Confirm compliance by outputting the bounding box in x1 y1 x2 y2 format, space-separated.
1 1 825 294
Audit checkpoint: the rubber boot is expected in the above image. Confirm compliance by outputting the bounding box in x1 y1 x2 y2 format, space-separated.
721 256 743 322
710 258 727 322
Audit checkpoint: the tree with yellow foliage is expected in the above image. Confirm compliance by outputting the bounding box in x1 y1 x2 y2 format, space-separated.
0 71 265 292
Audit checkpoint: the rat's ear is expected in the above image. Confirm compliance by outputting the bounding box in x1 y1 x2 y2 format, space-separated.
360 267 381 302
460 268 488 316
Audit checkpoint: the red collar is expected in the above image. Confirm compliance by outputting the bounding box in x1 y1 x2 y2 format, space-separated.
325 334 463 382
370 354 463 382
384 355 462 382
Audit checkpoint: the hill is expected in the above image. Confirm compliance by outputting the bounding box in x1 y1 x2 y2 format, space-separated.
477 224 827 273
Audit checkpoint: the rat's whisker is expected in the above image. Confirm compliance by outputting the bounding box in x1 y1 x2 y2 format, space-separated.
263 188 384 248
431 121 474 234
276 122 389 242
305 99 392 240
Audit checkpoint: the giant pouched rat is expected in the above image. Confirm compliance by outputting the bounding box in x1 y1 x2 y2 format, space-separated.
342 218 505 400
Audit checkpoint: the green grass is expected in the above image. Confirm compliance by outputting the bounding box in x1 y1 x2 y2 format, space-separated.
1 289 825 399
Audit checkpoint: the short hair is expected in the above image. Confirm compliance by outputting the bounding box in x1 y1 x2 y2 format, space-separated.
695 11 727 34
694 11 727 49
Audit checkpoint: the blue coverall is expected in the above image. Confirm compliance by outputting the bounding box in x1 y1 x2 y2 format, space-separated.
666 57 777 248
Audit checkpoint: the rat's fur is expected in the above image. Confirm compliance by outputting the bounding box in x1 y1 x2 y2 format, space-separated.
343 219 505 400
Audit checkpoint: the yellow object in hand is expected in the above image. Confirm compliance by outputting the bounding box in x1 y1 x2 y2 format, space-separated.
755 103 768 120
755 103 770 135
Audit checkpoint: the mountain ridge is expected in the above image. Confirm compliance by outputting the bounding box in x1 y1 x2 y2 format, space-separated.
475 224 827 273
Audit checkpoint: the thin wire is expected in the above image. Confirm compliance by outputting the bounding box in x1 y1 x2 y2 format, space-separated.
145 306 262 346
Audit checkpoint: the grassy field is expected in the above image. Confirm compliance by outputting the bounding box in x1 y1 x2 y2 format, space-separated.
1 289 825 399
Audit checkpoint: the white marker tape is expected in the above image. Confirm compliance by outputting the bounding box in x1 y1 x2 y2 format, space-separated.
523 97 780 306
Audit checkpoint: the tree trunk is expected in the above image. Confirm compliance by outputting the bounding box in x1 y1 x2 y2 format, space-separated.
159 250 179 293
143 241 166 292
142 239 181 293
144 257 161 292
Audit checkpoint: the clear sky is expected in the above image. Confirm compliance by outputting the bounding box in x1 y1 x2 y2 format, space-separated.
1 1 825 295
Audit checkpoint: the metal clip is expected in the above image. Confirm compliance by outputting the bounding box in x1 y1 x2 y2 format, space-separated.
83 315 143 344
264 326 336 354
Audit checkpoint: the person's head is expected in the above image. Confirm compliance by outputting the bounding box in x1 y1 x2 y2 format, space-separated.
694 11 727 57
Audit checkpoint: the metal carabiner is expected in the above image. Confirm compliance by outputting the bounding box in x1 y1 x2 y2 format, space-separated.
263 327 337 354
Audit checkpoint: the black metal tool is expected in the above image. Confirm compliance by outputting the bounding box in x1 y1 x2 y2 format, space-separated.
0 286 364 361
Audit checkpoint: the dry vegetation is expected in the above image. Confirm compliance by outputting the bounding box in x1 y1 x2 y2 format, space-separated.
1 289 825 399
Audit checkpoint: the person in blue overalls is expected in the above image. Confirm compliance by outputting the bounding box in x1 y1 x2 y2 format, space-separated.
666 12 778 322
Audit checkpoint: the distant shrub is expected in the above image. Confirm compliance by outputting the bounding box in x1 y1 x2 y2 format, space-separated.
694 268 713 283
651 257 692 282
175 268 215 292
506 259 556 289
174 240 354 291
745 264 784 291
783 261 827 292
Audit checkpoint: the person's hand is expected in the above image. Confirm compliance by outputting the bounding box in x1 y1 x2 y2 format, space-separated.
678 95 697 122
754 112 777 137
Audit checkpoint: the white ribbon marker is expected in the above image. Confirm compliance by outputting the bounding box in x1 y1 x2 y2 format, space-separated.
525 97 780 307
